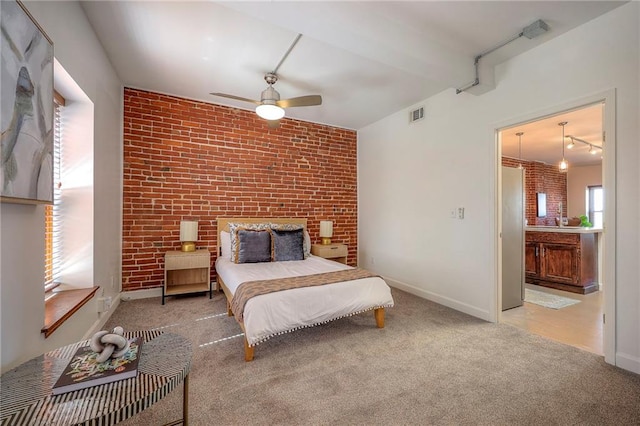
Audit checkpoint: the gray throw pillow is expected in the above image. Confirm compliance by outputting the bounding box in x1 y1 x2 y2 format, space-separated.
236 229 272 263
272 228 304 261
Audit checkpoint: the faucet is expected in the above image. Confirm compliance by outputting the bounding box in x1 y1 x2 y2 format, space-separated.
558 202 563 227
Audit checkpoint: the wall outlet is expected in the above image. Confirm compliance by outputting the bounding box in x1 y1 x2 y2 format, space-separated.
458 207 465 219
97 296 112 313
370 256 375 265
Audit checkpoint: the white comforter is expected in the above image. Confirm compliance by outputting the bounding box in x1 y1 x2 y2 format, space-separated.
215 255 394 346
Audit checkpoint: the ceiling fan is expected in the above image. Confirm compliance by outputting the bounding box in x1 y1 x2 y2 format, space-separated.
210 34 322 128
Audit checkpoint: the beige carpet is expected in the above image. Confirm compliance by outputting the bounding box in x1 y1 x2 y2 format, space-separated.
106 288 640 425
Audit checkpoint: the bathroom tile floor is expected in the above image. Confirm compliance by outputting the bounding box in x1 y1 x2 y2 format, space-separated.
501 283 603 355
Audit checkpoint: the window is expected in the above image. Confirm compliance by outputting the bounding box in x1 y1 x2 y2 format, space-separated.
45 91 64 292
587 185 603 228
42 64 98 338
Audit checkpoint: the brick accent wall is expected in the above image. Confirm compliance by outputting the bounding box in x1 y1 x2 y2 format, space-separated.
502 158 567 226
122 88 357 292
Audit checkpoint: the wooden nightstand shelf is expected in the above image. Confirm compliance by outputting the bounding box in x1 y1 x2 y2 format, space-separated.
163 249 211 305
311 243 348 264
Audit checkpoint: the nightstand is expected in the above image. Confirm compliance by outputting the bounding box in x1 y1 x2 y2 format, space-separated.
311 243 348 264
163 249 211 304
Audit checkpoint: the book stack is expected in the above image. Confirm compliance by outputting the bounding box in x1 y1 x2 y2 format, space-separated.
52 336 143 395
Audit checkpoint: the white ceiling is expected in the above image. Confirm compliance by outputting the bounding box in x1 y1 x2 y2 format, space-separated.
81 1 624 134
501 102 604 168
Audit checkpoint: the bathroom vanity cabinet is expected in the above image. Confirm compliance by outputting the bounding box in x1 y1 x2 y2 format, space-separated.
525 228 599 294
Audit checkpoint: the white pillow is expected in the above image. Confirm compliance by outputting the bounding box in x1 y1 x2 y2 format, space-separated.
304 230 311 258
220 231 231 259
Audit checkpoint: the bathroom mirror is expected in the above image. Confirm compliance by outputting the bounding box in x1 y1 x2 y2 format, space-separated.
536 193 547 217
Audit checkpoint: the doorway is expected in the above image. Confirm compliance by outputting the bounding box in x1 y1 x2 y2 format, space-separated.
496 91 616 363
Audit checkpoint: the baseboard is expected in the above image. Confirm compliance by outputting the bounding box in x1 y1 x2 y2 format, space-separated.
383 276 492 322
119 288 162 301
616 352 640 374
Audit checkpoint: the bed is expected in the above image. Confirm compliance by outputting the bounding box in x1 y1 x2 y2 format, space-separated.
215 218 394 361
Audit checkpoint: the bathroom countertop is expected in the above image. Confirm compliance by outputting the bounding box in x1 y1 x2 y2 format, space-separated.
525 226 603 234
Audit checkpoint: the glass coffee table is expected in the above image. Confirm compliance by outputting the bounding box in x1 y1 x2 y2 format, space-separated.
1 330 192 425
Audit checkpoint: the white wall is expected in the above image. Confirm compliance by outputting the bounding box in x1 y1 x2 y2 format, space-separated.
567 164 602 218
1 1 123 372
358 3 639 373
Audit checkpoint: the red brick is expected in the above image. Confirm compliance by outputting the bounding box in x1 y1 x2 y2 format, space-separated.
502 158 567 226
122 88 358 291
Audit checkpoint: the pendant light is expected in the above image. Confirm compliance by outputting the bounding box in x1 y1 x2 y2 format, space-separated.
558 122 568 172
515 132 524 169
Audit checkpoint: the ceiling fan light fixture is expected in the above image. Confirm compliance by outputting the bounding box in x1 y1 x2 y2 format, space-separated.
210 35 321 125
256 104 285 120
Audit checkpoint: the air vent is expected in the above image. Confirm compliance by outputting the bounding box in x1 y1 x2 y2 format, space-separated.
409 106 424 123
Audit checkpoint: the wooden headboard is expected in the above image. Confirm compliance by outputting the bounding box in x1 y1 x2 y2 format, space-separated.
216 217 307 257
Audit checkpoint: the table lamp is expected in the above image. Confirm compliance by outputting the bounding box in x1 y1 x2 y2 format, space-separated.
179 221 198 252
319 220 333 245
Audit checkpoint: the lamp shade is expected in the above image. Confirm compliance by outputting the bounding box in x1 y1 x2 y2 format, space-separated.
319 221 333 238
179 221 198 252
180 221 198 242
319 220 333 245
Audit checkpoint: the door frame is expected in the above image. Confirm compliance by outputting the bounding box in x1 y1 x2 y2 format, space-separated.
494 89 616 365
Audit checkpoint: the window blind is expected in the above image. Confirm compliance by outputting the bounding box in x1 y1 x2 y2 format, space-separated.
45 93 64 291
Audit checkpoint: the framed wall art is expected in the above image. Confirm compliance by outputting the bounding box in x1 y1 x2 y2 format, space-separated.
1 0 54 204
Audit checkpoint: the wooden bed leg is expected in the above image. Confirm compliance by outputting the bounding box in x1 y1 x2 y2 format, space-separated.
374 308 385 328
244 337 254 362
226 300 233 317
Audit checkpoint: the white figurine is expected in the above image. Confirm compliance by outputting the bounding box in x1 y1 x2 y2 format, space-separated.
90 326 130 363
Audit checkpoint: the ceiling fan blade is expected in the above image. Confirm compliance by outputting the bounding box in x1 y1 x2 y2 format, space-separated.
277 95 322 108
267 119 281 129
210 93 260 105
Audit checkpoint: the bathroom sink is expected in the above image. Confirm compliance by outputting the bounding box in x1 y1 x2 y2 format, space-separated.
555 218 581 226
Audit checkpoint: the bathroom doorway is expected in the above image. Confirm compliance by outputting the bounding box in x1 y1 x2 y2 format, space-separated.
496 91 616 362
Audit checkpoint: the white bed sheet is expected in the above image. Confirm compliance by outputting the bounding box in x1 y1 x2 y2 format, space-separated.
215 255 394 346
